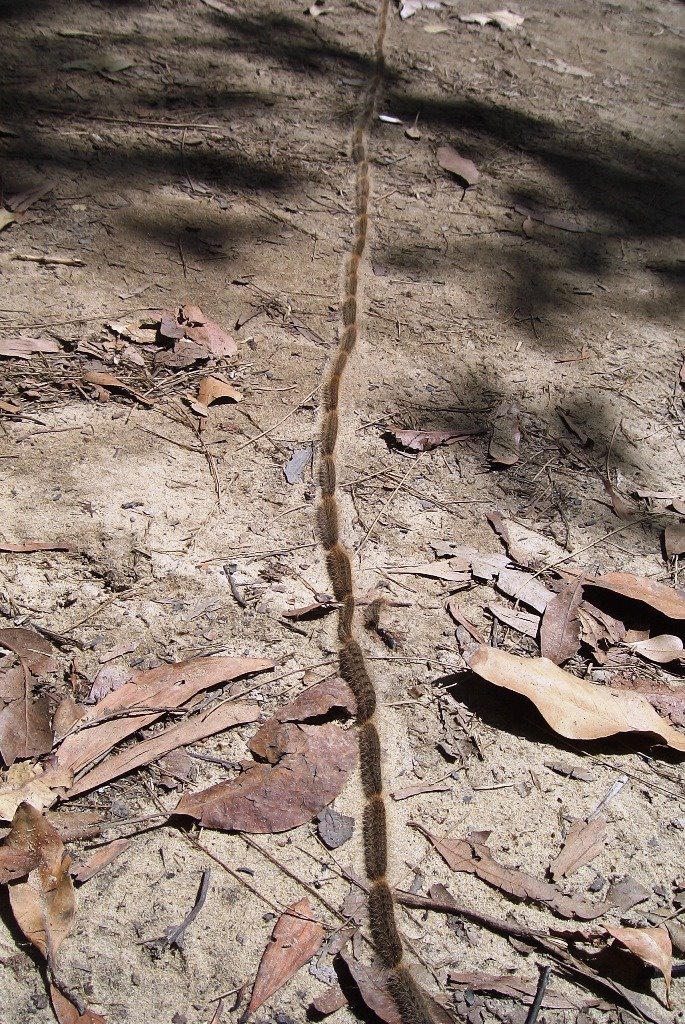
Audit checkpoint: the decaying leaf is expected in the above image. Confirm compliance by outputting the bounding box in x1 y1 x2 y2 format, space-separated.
427 830 610 920
0 626 57 673
628 634 683 664
250 679 355 760
383 426 478 452
317 806 355 849
72 838 131 884
446 599 484 642
67 700 259 798
549 817 607 880
545 761 596 783
181 305 238 357
585 572 685 620
49 986 106 1024
247 899 325 1013
608 676 685 728
606 925 672 1004
310 985 348 1017
0 337 61 359
388 561 470 585
0 694 53 766
0 540 71 553
175 722 357 832
5 803 75 969
283 445 312 484
489 603 539 638
0 762 73 821
448 972 595 1009
664 524 685 558
436 145 480 187
82 370 153 407
338 950 400 1023
458 9 524 30
495 567 553 613
56 655 273 779
467 646 685 752
489 401 520 466
540 578 583 664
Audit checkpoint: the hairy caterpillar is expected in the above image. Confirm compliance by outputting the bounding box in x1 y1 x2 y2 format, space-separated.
315 0 435 1020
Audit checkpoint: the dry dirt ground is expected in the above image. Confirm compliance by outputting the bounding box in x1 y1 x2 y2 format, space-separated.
0 0 684 1022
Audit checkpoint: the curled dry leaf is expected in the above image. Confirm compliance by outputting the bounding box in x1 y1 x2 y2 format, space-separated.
549 816 607 880
0 762 73 822
338 950 400 1024
467 645 685 752
250 678 355 760
191 374 243 415
540 578 583 664
427 830 610 920
459 9 524 30
606 925 672 1005
489 603 539 638
585 571 685 620
436 145 480 187
5 803 75 970
82 370 153 407
608 676 685 728
629 634 683 664
489 401 520 466
175 722 357 832
247 899 325 1013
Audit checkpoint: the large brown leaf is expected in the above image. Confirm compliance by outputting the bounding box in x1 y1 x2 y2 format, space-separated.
5 803 75 969
67 700 259 797
56 656 273 777
585 572 685 620
175 722 357 832
606 925 672 1005
427 830 610 920
0 693 53 765
50 986 107 1024
247 899 324 1013
338 950 400 1024
467 646 685 752
249 678 355 761
549 817 607 880
0 627 57 673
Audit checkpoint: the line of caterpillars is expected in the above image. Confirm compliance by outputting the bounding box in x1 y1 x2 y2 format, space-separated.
316 2 435 1022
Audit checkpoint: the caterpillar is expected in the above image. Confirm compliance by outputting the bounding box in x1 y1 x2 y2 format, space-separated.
316 1 435 1021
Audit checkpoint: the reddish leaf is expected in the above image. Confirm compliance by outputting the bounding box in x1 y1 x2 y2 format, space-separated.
250 679 355 760
247 899 324 1012
0 541 71 552
606 925 672 1004
338 950 400 1023
448 972 597 1009
540 578 583 664
0 694 52 766
6 803 75 969
175 722 357 832
0 627 57 673
585 572 685 620
384 426 478 452
50 986 107 1024
82 370 154 407
0 337 61 359
72 838 131 883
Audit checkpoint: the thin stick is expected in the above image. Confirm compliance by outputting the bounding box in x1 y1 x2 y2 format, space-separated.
524 966 552 1024
356 456 422 551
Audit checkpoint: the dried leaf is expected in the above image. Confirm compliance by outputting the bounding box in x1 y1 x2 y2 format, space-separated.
405 125 422 140
585 571 685 620
489 603 540 638
608 677 685 728
72 838 131 883
53 695 86 742
606 925 672 1003
0 540 71 552
0 208 16 231
607 874 651 913
388 561 470 584
0 694 53 766
436 145 480 187
545 761 596 783
0 626 57 673
68 700 259 797
283 445 312 484
250 679 355 760
446 599 484 643
664 524 685 558
0 763 73 821
448 972 594 1009
489 401 520 466
384 426 478 452
175 722 357 832
558 409 591 446
629 634 683 664
495 567 553 613
193 375 243 414
310 985 348 1016
391 781 452 800
540 579 583 664
317 806 355 849
0 336 61 358
428 830 610 920
247 899 325 1012
529 56 592 77
184 320 238 357
49 986 106 1024
467 645 685 752
550 817 607 879
82 370 153 407
459 9 524 30
424 23 450 33
338 950 400 1023
6 803 75 969
282 598 335 620
56 656 273 778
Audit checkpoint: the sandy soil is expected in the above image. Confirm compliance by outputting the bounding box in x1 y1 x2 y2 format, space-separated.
0 0 683 1022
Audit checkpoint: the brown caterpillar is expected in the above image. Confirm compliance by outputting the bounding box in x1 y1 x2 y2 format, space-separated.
315 0 435 1020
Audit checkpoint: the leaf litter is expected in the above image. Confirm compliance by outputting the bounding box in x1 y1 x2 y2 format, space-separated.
247 899 325 1013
